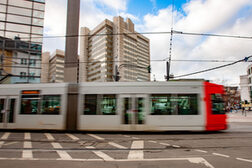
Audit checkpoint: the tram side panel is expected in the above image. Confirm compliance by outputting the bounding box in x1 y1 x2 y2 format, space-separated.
0 84 68 130
78 82 207 131
204 82 227 131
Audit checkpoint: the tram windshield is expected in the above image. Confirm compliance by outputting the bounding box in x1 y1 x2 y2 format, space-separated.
211 94 225 114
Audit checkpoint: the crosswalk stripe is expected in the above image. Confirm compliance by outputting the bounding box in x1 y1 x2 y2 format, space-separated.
44 133 55 140
0 141 4 148
160 143 171 146
1 132 10 140
108 142 127 149
86 146 114 161
87 134 104 140
23 141 33 158
24 133 31 140
51 142 62 149
51 142 72 160
128 141 144 160
65 133 79 140
22 150 33 159
24 141 32 148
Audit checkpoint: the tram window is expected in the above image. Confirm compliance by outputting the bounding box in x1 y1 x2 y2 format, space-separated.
211 94 225 114
151 94 198 115
0 99 4 122
83 94 116 115
20 95 40 114
100 95 116 115
41 95 60 115
84 94 97 115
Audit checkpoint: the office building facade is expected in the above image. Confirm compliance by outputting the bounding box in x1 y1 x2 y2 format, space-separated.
0 0 45 83
41 49 65 83
79 16 150 82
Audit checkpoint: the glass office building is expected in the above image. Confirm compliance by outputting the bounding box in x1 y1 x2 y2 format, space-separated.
0 0 45 84
0 0 45 44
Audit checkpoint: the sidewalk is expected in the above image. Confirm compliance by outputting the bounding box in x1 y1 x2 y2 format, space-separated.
227 110 252 122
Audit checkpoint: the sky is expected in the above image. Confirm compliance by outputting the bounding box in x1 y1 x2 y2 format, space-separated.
43 0 252 86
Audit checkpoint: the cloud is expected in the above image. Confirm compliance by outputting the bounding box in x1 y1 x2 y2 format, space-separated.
95 0 128 11
139 0 252 85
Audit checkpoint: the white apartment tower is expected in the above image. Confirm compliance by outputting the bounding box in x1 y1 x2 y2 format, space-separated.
79 16 150 82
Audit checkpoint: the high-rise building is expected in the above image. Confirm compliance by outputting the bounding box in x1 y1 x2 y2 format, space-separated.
0 0 45 83
79 16 150 82
41 49 65 83
0 0 45 44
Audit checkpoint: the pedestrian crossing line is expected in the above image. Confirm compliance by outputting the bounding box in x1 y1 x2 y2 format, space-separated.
22 141 33 159
159 142 171 146
195 149 208 153
128 141 144 160
44 133 55 140
172 145 180 148
51 142 72 160
132 137 140 140
124 135 130 138
2 142 17 146
22 150 33 159
24 141 32 148
148 140 157 143
108 142 127 149
51 142 63 149
87 134 105 141
65 133 79 140
212 152 230 158
1 132 10 140
0 141 4 148
86 146 114 161
236 157 252 163
24 133 31 140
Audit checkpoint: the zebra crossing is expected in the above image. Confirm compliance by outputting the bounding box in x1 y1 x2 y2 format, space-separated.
0 132 187 161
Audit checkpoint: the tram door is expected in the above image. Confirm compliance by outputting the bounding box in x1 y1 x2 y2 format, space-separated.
0 97 17 128
122 95 146 125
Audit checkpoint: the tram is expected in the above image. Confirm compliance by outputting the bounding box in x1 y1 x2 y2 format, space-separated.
0 81 227 131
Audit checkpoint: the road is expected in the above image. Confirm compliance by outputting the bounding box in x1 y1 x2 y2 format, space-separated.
0 113 251 168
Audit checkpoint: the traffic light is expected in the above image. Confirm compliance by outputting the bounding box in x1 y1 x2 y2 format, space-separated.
147 65 151 73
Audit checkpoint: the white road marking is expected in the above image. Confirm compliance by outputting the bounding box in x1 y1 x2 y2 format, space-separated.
0 157 214 167
51 142 63 149
87 134 104 140
172 145 181 148
86 146 114 161
236 158 252 163
128 141 144 160
24 141 32 148
212 153 230 158
148 140 157 143
65 133 79 140
2 141 18 146
124 135 130 138
188 157 215 168
1 132 10 140
132 137 140 139
22 141 33 159
24 133 31 140
195 149 208 153
108 142 127 149
51 142 72 160
22 150 33 159
0 141 4 148
44 133 55 140
160 142 171 146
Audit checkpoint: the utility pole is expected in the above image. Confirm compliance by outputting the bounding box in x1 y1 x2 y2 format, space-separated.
64 0 80 83
64 0 80 131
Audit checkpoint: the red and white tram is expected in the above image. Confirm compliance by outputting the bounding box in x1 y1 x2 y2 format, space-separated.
0 80 227 131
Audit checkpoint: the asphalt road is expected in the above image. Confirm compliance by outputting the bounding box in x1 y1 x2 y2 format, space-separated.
0 122 252 168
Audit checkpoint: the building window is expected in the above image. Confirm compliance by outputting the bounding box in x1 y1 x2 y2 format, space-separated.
20 72 26 79
21 58 27 65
